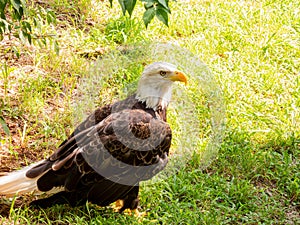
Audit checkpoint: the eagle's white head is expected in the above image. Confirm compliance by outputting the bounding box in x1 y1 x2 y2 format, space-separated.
136 62 187 110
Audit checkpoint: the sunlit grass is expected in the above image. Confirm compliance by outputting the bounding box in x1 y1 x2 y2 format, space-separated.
0 0 299 224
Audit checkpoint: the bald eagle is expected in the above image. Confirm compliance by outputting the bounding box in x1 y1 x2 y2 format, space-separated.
0 62 187 213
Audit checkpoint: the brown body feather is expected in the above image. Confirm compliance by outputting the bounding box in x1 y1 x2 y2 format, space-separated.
25 95 171 210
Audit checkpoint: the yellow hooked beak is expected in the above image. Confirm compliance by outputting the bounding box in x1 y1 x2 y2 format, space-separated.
168 71 188 85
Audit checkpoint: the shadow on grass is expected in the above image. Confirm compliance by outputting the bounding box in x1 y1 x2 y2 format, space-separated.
0 195 117 223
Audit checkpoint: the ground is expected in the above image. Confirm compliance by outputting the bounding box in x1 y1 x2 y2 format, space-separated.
0 0 299 224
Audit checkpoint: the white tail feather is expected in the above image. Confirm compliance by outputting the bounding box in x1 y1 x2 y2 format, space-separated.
0 161 44 197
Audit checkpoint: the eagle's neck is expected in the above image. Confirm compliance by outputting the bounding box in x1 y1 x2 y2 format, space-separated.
135 82 172 111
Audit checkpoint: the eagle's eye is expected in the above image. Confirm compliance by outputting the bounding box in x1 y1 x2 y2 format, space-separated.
160 71 167 76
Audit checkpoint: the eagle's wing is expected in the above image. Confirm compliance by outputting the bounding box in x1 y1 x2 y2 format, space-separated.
57 104 112 149
26 108 171 192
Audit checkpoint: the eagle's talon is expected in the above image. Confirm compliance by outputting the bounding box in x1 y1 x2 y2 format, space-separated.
113 199 124 212
133 208 147 217
123 208 147 218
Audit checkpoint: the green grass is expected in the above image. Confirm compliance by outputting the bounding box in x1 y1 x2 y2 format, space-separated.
0 0 299 224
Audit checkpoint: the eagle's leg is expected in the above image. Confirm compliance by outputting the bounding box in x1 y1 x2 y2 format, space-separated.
119 186 139 214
